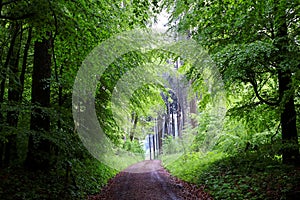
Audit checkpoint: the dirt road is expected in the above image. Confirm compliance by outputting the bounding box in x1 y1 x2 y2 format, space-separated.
88 160 212 200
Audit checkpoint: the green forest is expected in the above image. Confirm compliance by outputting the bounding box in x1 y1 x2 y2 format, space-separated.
0 0 299 199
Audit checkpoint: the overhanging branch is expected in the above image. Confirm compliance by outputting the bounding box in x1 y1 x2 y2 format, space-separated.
249 78 279 106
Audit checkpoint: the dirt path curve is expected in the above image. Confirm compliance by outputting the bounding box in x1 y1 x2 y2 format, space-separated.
88 160 213 200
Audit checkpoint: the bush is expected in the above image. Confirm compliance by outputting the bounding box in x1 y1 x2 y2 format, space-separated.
0 158 116 199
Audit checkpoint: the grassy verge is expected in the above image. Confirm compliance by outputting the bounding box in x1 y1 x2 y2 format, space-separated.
165 150 300 200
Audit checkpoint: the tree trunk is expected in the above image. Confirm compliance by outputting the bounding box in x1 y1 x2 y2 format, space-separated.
157 116 163 154
4 22 22 166
19 27 32 99
0 22 20 167
274 0 299 165
130 113 138 141
279 70 299 164
177 102 182 138
164 114 168 136
171 108 175 137
25 32 52 170
57 64 63 130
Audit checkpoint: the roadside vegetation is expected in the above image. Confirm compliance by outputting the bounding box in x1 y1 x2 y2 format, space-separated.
1 0 299 199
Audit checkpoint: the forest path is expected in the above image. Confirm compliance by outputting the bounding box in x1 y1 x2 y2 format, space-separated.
87 160 212 200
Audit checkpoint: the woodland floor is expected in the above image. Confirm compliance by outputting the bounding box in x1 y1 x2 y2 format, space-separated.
88 160 213 200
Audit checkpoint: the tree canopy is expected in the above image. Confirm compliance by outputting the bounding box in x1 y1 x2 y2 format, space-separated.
0 0 299 199
164 0 300 164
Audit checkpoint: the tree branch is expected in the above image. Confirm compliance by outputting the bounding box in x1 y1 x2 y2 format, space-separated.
271 122 281 142
258 30 274 40
256 60 277 73
248 78 279 106
233 101 263 111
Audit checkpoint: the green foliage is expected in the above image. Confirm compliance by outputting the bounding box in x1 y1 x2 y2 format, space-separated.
1 0 299 198
0 158 116 199
166 146 300 200
95 50 169 146
197 151 299 200
123 139 145 154
164 0 300 167
162 135 185 154
165 151 226 183
0 0 159 198
70 158 117 196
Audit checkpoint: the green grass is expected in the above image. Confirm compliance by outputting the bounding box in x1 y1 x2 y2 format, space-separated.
165 150 300 200
164 151 227 183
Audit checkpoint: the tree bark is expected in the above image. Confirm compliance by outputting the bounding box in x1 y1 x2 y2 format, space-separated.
274 0 299 164
278 71 299 164
171 108 175 137
19 27 32 99
177 101 182 138
157 116 163 154
3 27 32 167
4 22 22 166
25 32 52 170
57 63 63 130
130 113 138 141
0 22 20 167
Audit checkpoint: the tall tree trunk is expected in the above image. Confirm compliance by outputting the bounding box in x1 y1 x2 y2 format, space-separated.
177 101 182 138
57 64 63 130
279 71 299 164
4 22 22 166
130 113 138 141
0 23 20 167
157 116 163 154
19 27 32 99
164 114 168 136
274 0 299 164
25 32 52 170
171 108 175 137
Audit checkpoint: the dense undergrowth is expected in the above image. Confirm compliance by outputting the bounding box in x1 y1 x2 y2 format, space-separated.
165 145 300 200
0 158 117 200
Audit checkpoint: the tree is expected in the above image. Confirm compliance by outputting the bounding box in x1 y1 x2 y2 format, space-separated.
25 32 52 170
1 22 22 166
0 0 157 171
4 22 22 166
165 0 300 164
